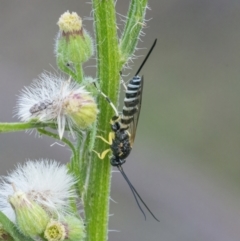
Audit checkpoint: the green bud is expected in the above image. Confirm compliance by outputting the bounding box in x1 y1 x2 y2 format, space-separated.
56 11 93 68
44 220 66 241
8 190 49 237
0 224 13 241
44 216 85 241
64 91 98 129
64 216 86 241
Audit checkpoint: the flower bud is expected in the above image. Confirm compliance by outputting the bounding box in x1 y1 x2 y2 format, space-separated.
44 216 85 241
64 216 85 241
44 220 65 241
64 91 98 129
8 190 49 237
56 11 93 68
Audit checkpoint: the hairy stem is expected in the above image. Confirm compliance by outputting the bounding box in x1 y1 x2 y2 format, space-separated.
0 122 55 133
119 0 148 68
84 0 120 240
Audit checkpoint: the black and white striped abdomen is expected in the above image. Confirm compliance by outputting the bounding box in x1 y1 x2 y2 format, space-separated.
124 76 142 107
120 76 142 126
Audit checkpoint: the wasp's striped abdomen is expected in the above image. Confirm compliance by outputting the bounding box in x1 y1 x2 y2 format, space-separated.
121 76 142 126
111 75 143 163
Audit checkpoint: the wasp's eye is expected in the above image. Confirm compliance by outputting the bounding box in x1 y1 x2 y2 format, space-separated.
111 122 120 131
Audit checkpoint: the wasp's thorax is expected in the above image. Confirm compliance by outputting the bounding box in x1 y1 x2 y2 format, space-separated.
110 116 132 166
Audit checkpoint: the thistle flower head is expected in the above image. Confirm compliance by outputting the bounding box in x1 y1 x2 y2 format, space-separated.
44 220 66 241
55 11 94 69
0 160 77 223
16 73 98 139
57 11 82 33
44 216 85 241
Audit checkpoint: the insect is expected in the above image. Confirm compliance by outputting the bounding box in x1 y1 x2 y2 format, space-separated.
29 99 53 114
94 39 159 221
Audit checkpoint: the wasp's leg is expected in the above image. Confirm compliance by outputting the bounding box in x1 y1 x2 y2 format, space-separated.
96 132 114 145
93 148 111 160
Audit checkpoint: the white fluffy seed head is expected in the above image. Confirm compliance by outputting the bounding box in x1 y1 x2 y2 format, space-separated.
0 159 77 223
16 73 97 138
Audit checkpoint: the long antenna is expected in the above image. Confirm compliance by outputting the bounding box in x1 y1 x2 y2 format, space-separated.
117 166 147 220
118 165 160 222
135 39 157 76
93 82 119 116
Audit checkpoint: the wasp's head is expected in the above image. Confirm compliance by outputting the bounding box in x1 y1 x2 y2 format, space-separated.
110 156 126 167
111 118 121 132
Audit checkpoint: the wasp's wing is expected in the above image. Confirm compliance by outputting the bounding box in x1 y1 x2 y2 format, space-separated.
129 75 144 146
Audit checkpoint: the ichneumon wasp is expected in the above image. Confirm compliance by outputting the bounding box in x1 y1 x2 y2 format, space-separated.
93 39 159 221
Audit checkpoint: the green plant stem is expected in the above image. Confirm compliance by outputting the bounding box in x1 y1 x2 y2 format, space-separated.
75 63 84 83
57 60 78 80
0 211 34 241
84 0 119 240
70 131 89 197
119 0 148 68
0 122 55 133
37 128 77 158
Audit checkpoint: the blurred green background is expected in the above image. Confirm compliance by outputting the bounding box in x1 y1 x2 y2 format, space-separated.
0 1 240 240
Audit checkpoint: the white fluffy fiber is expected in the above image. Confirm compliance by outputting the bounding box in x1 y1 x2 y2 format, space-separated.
16 72 88 138
0 160 77 223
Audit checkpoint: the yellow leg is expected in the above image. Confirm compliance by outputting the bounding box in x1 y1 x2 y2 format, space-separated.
93 132 115 159
93 149 111 160
96 132 114 145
